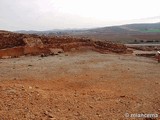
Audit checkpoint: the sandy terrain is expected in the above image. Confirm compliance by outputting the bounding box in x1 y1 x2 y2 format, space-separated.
0 51 160 120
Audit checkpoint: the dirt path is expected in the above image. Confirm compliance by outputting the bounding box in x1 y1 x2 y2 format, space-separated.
0 51 160 120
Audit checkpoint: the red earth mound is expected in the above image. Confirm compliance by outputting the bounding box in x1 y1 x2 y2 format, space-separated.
0 31 130 58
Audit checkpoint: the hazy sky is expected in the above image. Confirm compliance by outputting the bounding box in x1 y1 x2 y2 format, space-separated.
0 0 160 31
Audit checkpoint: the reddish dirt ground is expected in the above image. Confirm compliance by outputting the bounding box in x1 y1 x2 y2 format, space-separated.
0 51 160 120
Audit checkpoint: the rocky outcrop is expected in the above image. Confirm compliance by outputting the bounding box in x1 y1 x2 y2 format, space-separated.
23 37 44 48
0 46 24 58
0 31 130 58
0 31 25 49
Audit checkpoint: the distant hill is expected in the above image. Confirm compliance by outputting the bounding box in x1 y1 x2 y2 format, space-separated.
69 22 160 43
122 23 160 33
16 22 160 43
82 22 160 34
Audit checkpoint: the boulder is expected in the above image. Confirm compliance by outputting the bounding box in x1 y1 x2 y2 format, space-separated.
23 37 44 48
49 48 64 55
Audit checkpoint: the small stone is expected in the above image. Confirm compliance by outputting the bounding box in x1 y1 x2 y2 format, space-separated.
155 82 159 84
44 111 54 118
96 112 101 117
29 86 32 89
21 86 25 91
120 95 125 98
74 112 80 116
35 86 39 89
89 105 93 109
41 54 48 57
